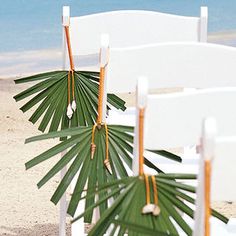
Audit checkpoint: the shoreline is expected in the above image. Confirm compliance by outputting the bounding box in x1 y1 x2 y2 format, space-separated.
0 30 236 78
0 49 63 79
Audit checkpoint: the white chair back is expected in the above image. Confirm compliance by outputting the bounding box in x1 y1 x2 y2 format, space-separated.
103 42 236 174
105 42 236 94
62 6 207 69
133 82 236 174
134 80 236 235
65 7 207 57
144 88 236 150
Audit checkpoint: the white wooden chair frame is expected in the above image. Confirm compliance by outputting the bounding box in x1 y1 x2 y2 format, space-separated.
65 6 207 67
60 5 208 236
68 39 236 234
193 118 236 236
99 41 236 176
135 79 236 235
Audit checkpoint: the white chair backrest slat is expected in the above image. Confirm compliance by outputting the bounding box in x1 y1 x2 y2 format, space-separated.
63 6 207 69
212 136 236 201
106 43 236 93
69 9 206 56
144 88 236 149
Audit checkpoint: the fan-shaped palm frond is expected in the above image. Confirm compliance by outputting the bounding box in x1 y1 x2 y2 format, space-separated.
14 70 126 133
73 175 228 236
24 124 173 221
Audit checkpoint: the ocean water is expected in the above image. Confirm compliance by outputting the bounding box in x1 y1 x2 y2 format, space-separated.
0 0 236 53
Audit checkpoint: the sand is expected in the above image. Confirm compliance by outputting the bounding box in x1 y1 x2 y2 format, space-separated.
0 78 71 235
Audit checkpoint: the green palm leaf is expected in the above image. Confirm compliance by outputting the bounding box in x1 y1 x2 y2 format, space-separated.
25 125 133 220
73 175 228 236
24 124 227 234
24 124 175 220
14 70 126 133
148 150 182 163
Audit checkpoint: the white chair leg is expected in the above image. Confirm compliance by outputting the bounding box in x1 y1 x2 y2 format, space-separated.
71 172 86 235
92 196 100 224
72 199 86 236
59 190 67 236
60 13 67 236
59 156 67 236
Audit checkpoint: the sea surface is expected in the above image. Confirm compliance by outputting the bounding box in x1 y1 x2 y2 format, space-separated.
0 0 236 53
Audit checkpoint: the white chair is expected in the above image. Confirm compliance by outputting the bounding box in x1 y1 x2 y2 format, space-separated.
100 41 236 171
63 6 207 70
61 6 208 235
193 118 236 236
99 36 236 180
91 40 236 236
134 78 236 234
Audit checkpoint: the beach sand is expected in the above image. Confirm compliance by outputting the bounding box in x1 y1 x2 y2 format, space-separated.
0 78 71 235
1 31 236 235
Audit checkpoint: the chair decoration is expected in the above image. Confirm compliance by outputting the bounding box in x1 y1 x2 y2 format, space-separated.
14 19 126 133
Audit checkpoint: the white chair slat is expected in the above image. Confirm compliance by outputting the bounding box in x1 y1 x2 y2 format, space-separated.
212 137 236 201
69 10 202 56
144 88 236 150
107 43 236 93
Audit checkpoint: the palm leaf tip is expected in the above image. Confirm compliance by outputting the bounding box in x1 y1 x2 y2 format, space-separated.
25 160 34 170
148 150 182 163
